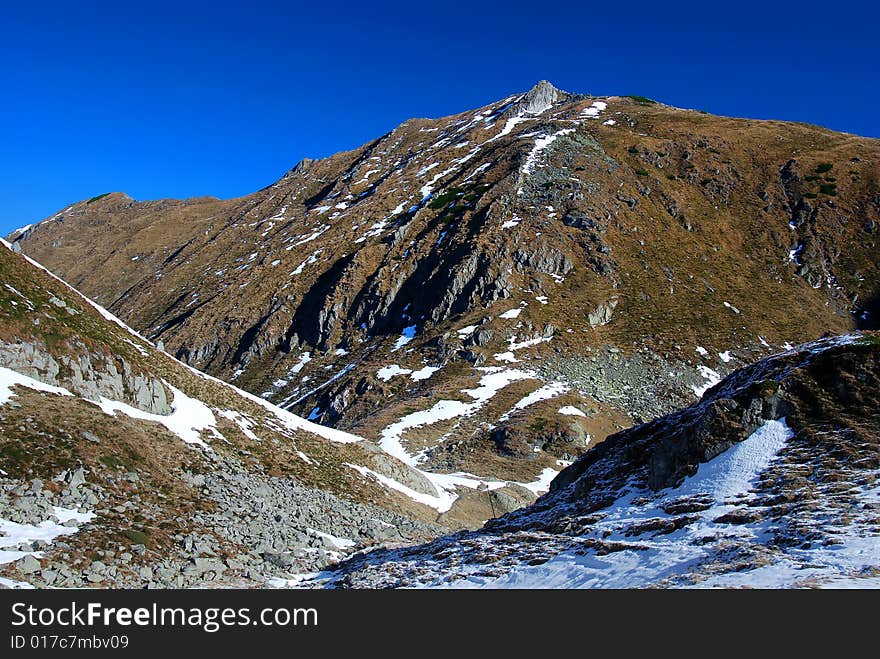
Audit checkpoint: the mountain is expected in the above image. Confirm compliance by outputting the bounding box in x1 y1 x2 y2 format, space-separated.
10 85 878 495
4 80 880 586
308 332 880 588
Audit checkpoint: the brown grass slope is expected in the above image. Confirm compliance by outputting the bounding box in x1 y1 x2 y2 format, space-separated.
10 82 880 482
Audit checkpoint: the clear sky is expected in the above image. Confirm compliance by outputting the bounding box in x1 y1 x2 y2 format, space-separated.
2 0 877 235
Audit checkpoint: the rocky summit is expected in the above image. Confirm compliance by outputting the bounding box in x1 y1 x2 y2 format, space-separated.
2 80 879 588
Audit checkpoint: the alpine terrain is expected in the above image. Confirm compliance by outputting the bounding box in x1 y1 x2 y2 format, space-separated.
2 80 879 588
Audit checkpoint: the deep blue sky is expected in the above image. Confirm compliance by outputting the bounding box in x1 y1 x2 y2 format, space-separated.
2 0 877 234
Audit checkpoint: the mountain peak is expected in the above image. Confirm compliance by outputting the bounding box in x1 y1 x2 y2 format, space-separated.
519 79 569 115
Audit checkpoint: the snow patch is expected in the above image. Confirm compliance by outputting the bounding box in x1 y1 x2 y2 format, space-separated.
1 506 94 567
522 128 576 175
217 409 259 441
499 382 569 421
377 365 412 382
410 366 440 381
95 383 221 450
692 365 722 398
444 419 796 589
498 307 523 319
0 367 73 405
581 100 608 118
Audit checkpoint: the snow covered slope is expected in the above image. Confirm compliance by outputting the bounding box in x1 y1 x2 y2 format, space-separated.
313 333 880 588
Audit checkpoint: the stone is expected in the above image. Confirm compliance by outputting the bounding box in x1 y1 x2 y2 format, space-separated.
262 552 295 568
17 555 41 574
516 80 568 115
587 298 619 328
40 569 59 585
67 467 86 489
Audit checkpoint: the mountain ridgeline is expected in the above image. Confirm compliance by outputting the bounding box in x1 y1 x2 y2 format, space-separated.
3 80 879 587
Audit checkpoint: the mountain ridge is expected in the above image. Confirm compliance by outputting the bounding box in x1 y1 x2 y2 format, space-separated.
7 80 880 536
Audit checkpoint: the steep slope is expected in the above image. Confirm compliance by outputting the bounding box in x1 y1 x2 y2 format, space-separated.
0 240 483 588
10 81 880 500
314 332 880 588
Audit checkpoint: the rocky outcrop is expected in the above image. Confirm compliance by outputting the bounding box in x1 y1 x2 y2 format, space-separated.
549 334 878 497
0 340 171 414
512 80 571 116
587 298 618 328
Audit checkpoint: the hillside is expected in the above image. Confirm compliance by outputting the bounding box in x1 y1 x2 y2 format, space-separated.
315 333 880 588
0 240 502 587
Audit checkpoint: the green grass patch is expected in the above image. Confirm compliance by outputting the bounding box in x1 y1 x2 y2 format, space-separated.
819 183 837 196
815 162 833 174
627 146 639 154
626 95 656 105
122 528 150 545
428 188 463 210
635 168 649 177
804 192 818 199
86 192 112 204
0 442 29 473
528 417 549 433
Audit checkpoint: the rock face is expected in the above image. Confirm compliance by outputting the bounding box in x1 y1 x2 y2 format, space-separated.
587 298 618 328
317 333 880 588
550 334 878 496
0 340 171 415
515 80 571 115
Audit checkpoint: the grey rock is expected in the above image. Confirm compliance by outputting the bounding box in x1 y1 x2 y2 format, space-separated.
67 467 87 489
0 340 171 415
514 80 569 116
472 329 493 347
40 569 59 585
587 298 619 328
262 552 295 568
17 555 42 574
81 430 101 443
